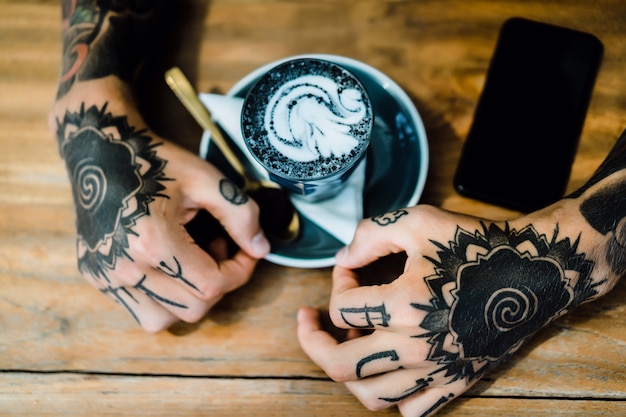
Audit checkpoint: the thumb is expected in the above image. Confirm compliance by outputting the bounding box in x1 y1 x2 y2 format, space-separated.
208 176 271 259
183 159 270 259
335 216 407 269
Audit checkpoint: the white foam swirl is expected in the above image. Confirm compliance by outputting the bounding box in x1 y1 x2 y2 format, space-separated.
264 75 368 162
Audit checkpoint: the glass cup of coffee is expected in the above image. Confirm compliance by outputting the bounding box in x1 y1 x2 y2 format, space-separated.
241 58 373 202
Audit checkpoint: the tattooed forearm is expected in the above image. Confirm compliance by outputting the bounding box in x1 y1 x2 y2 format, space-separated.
372 209 408 226
570 129 626 276
414 223 601 383
356 350 400 378
56 103 170 281
58 0 162 98
339 303 391 328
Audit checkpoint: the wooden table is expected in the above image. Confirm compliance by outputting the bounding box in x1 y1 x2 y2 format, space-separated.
1 0 625 415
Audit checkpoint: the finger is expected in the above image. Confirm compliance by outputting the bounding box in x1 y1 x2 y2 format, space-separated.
153 242 257 305
335 208 412 269
159 144 271 260
328 266 425 332
298 309 431 382
345 367 434 411
398 386 464 417
132 269 215 324
193 171 270 259
98 282 178 333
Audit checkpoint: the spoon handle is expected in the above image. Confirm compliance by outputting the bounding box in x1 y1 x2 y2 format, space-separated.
165 67 248 179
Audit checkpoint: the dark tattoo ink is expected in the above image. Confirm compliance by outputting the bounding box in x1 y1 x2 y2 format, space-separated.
58 0 161 98
355 350 399 378
413 223 601 383
134 275 187 309
157 256 201 293
379 377 433 403
101 285 140 324
570 129 626 275
419 393 455 417
339 303 391 328
219 178 248 205
56 103 170 281
372 209 408 226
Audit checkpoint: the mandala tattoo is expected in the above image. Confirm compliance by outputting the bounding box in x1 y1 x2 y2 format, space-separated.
372 209 408 226
56 103 170 281
412 223 602 384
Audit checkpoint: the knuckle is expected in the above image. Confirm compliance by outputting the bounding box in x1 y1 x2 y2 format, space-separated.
325 362 354 382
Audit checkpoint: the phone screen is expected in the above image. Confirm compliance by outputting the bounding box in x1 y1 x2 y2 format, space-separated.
454 17 603 212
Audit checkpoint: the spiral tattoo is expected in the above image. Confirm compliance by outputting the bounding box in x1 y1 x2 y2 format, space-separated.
56 103 170 281
413 223 602 382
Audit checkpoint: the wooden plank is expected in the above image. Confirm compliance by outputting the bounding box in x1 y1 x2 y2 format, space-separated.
0 373 624 417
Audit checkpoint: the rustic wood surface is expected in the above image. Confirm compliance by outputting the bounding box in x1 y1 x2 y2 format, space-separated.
1 0 625 415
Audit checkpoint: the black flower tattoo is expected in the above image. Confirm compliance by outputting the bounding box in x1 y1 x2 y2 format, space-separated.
56 103 170 281
413 223 602 382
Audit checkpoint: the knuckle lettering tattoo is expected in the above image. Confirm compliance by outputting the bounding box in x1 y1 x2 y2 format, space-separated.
355 350 399 378
56 103 170 282
157 256 201 294
371 209 408 226
339 303 391 328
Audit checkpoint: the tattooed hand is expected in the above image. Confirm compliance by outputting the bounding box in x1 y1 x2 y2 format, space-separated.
298 195 620 415
51 1 270 332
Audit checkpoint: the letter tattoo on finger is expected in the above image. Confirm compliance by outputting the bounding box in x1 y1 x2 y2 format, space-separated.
157 256 201 294
356 350 400 378
339 303 391 328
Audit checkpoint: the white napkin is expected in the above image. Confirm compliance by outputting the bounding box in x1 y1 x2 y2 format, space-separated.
198 93 365 245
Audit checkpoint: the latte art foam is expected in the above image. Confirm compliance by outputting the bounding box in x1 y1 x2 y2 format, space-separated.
242 58 373 180
265 75 368 163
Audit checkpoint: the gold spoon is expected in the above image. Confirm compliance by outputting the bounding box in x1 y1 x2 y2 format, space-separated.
165 67 300 242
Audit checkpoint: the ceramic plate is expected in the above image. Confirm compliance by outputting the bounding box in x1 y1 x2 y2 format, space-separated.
201 54 428 268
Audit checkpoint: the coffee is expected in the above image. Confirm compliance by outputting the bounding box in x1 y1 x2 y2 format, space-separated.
241 58 373 200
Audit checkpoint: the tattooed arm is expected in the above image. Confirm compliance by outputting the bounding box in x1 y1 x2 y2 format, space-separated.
51 0 270 332
297 129 626 416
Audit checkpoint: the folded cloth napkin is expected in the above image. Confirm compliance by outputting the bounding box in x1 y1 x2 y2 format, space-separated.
198 93 365 245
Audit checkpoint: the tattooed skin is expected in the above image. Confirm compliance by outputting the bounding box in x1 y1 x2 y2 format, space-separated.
219 178 249 205
356 350 400 378
56 103 170 280
58 0 161 98
412 223 601 385
340 303 391 328
372 209 408 226
569 129 626 275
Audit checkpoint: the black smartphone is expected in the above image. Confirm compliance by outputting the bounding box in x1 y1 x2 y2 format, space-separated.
454 17 603 212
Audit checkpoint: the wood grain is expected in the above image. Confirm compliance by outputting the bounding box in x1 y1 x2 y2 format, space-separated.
1 0 625 415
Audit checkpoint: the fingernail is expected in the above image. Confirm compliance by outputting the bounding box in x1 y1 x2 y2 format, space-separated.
335 246 349 263
251 232 271 257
